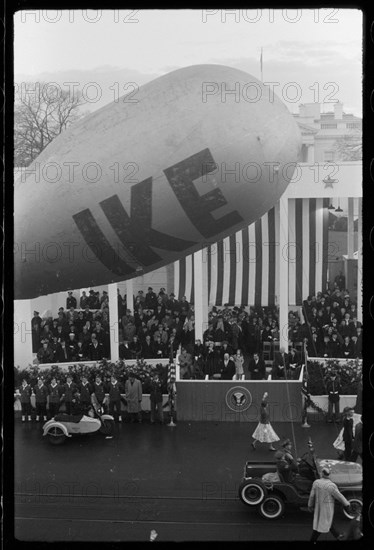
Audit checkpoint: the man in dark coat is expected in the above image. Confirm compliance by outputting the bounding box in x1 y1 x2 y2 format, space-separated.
108 375 124 422
66 291 77 310
88 334 105 361
47 377 63 418
78 375 93 413
149 372 164 423
219 353 236 380
248 352 266 380
31 311 43 353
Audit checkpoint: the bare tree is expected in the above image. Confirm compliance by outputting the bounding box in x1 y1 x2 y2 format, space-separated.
14 82 86 166
333 128 362 161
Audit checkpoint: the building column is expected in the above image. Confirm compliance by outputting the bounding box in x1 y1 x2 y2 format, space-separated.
347 197 354 259
357 198 362 323
108 283 119 361
307 144 315 164
193 249 208 341
278 197 289 350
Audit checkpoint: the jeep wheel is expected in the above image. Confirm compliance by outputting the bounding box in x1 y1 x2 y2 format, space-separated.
259 495 285 519
239 480 266 506
344 497 362 520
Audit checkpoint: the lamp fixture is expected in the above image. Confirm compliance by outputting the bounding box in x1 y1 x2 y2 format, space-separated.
335 198 343 213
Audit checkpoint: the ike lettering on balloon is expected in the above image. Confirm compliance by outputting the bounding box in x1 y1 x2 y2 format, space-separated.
73 148 243 274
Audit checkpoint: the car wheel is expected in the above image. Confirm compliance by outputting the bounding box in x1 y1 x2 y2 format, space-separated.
259 495 285 519
239 480 266 506
100 419 114 435
47 426 66 445
343 497 362 520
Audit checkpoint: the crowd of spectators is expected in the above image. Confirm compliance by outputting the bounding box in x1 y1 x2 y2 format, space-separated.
118 287 195 361
31 277 361 376
32 290 111 363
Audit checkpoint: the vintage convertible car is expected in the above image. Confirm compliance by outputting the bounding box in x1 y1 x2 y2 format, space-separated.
42 404 115 445
238 440 362 520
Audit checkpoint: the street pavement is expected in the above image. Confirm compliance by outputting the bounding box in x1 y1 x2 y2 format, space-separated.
13 418 361 542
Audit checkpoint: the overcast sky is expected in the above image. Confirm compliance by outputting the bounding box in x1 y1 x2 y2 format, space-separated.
14 8 362 116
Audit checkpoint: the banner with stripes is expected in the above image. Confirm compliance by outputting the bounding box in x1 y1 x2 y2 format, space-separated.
173 199 329 307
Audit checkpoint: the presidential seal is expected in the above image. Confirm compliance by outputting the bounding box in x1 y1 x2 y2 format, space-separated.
225 386 252 412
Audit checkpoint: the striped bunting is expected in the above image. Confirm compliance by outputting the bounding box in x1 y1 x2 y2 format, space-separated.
173 199 329 307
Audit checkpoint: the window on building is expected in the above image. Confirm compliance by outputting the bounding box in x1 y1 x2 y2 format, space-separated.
321 123 338 129
346 123 361 129
324 150 335 162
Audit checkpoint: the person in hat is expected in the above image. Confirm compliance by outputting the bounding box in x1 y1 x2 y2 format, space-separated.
326 370 341 423
34 377 48 421
60 375 78 415
125 372 143 423
47 376 63 418
149 371 164 424
251 392 279 451
145 287 157 310
66 291 77 310
18 378 32 422
108 375 124 422
308 465 350 541
78 375 93 414
342 407 354 461
31 311 43 353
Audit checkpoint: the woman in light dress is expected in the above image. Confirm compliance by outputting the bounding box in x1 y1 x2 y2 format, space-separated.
251 392 280 451
233 348 245 380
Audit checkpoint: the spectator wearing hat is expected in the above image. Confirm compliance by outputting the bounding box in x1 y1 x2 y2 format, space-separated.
31 311 43 353
108 375 124 422
61 375 79 415
48 377 62 418
308 465 350 541
125 372 143 423
149 372 164 424
67 332 79 361
66 291 77 310
34 378 48 421
79 291 89 309
145 287 157 310
178 347 194 379
352 326 362 358
165 292 179 312
326 370 341 423
19 378 32 422
141 334 154 359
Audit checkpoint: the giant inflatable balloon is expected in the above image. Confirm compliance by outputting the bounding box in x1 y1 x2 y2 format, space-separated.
14 64 301 299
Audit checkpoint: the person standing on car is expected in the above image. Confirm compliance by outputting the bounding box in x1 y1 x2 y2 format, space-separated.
351 416 362 462
342 407 354 461
308 465 350 541
251 392 279 451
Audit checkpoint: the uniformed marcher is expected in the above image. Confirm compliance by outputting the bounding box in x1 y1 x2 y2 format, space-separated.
93 375 107 410
19 378 32 421
79 375 93 413
48 377 62 418
61 375 78 414
108 375 124 422
34 378 48 421
326 370 341 423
